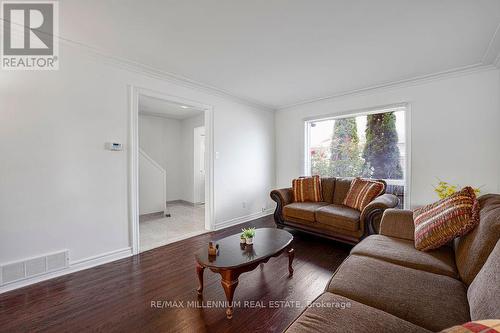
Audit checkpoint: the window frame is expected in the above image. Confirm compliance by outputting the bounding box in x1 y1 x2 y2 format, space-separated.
303 103 411 209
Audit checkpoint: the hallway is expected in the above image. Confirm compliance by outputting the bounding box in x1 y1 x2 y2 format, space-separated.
139 202 206 252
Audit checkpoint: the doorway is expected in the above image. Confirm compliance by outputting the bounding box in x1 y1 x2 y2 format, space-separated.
128 86 214 254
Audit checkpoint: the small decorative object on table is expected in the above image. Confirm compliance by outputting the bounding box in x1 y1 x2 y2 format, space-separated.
240 233 246 244
208 242 219 256
241 227 256 245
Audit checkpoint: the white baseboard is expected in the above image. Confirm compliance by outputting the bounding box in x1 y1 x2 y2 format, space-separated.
215 209 274 230
0 247 132 294
0 210 274 294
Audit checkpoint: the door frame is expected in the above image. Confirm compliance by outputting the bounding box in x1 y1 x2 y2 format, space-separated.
193 125 205 205
128 85 215 255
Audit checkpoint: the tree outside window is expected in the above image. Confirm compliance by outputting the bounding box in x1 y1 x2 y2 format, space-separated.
308 109 406 207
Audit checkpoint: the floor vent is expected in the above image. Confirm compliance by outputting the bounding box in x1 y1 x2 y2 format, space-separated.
0 250 69 286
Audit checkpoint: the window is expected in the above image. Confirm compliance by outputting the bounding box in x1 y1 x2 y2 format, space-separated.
305 105 408 208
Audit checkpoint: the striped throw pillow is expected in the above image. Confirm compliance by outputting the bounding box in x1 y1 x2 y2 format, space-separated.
343 178 385 211
292 176 323 202
413 186 480 251
440 319 500 333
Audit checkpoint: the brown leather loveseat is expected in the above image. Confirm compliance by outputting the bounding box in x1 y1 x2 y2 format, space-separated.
270 177 399 244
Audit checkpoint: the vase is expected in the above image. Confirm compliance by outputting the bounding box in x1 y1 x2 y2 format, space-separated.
245 237 253 245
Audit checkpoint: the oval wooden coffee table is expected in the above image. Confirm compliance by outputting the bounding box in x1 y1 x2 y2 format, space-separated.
194 228 294 319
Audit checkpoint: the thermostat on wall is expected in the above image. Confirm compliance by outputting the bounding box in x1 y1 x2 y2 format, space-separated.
105 142 123 151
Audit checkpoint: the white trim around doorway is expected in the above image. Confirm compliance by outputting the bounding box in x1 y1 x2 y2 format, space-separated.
128 85 215 255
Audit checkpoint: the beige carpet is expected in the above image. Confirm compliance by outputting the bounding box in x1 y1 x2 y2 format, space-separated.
139 203 206 252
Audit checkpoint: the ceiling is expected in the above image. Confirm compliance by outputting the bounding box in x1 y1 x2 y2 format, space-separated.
61 0 500 109
139 95 203 120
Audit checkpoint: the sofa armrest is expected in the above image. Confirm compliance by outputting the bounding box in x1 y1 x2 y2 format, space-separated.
270 188 293 225
271 188 293 206
379 209 415 240
360 194 399 235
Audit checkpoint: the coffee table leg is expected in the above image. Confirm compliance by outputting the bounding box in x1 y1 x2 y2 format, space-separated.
220 270 239 319
196 262 205 296
287 248 294 277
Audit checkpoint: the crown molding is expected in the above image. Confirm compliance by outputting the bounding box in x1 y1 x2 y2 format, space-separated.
277 63 497 110
55 36 500 111
3 17 499 111
0 21 274 110
494 52 500 69
28 34 500 111
482 21 500 65
55 36 277 112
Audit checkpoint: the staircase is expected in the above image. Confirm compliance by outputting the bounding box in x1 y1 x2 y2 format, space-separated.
139 148 167 216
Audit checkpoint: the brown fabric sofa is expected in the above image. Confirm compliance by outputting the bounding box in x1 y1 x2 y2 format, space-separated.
270 177 399 244
285 194 500 333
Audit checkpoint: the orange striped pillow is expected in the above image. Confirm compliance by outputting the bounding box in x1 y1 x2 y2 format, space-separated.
413 186 480 251
440 320 500 333
343 178 385 211
292 176 323 202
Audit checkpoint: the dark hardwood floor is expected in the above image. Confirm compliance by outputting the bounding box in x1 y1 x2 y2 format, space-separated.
0 216 351 333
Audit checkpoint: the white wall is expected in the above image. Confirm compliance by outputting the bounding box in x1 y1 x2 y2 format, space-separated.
138 114 182 201
0 43 275 273
180 114 205 203
275 69 500 206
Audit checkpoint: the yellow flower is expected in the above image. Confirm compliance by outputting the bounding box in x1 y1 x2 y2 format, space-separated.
433 180 481 199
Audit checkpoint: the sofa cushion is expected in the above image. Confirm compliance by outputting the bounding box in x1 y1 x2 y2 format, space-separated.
343 177 385 211
351 235 458 278
292 175 323 202
413 187 480 251
333 178 353 205
286 293 430 333
455 194 500 285
283 202 329 222
282 218 364 240
315 204 360 232
327 255 470 331
320 177 336 204
467 240 500 320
